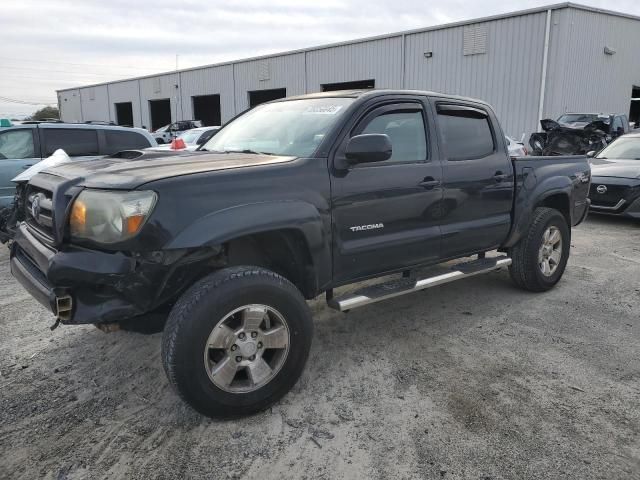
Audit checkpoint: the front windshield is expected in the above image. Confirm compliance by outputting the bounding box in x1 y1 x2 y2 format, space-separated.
202 98 354 157
596 137 640 160
178 130 202 144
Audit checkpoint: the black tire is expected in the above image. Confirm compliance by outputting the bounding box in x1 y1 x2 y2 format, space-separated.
161 266 313 418
508 207 570 292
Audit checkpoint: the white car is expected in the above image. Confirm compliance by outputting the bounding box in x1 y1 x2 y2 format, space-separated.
152 120 204 144
506 135 528 157
148 126 220 151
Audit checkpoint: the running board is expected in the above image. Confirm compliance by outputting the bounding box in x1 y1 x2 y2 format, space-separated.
327 257 512 312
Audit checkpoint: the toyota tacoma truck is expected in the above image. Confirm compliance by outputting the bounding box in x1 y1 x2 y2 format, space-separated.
8 90 591 418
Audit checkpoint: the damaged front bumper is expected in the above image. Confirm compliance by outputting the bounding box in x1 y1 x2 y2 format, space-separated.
10 223 183 325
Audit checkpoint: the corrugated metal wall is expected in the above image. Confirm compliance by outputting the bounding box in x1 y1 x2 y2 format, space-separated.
179 65 235 122
544 8 640 118
108 80 142 126
58 89 82 123
78 85 110 123
405 11 547 138
58 5 640 138
233 53 306 112
306 37 403 90
138 73 180 129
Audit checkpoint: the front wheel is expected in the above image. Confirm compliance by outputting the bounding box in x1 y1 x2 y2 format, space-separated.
508 207 570 292
161 266 313 418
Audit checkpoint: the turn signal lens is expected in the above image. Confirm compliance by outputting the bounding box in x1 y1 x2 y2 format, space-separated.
126 214 146 235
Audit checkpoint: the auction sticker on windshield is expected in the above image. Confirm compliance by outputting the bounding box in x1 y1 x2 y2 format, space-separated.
303 105 344 115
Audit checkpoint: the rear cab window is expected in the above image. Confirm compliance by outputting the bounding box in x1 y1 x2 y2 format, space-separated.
436 104 495 160
0 129 36 159
42 128 98 156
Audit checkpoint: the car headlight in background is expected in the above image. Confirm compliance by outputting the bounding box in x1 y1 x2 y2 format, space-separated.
70 190 157 244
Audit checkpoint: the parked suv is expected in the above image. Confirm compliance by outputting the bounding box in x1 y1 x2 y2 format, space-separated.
0 123 156 207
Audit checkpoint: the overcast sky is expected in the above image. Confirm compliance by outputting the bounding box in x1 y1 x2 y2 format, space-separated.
1 0 639 117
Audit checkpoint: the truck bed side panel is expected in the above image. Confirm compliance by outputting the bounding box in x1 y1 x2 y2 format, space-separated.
503 156 590 248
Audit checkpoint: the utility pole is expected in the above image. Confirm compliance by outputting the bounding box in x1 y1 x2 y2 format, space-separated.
174 54 180 131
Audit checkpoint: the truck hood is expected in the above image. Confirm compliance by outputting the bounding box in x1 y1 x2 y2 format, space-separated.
41 151 296 189
590 158 640 179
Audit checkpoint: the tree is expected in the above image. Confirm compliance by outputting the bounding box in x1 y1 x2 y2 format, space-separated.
30 106 59 121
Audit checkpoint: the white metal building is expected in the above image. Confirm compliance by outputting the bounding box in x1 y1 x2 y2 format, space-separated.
58 2 640 139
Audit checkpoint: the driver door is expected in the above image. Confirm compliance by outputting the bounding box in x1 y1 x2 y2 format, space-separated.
330 99 443 283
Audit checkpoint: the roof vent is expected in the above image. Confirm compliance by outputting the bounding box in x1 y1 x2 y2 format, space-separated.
604 46 616 55
258 61 270 81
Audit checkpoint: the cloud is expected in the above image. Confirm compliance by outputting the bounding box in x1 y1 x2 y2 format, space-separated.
1 0 639 117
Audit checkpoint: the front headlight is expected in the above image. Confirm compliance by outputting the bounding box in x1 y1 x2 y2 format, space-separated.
69 190 157 244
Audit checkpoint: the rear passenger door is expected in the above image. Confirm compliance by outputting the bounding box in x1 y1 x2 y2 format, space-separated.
0 128 41 207
432 101 514 259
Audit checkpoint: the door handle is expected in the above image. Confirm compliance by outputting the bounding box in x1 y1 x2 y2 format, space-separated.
418 177 441 190
493 171 509 182
21 164 34 169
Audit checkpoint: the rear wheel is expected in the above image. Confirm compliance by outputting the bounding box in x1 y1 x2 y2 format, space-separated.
509 207 570 292
161 266 313 418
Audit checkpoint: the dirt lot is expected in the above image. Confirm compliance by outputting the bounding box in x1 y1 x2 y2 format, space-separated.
0 216 638 480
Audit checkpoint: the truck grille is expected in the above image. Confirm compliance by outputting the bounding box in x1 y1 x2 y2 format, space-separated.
25 186 55 239
589 183 629 208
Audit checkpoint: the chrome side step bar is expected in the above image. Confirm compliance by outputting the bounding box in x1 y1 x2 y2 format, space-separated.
327 257 512 312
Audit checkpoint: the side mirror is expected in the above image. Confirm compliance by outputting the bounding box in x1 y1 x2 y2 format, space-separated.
344 134 392 165
586 151 596 158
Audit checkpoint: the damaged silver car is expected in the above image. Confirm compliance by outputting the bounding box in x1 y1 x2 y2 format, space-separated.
529 113 630 156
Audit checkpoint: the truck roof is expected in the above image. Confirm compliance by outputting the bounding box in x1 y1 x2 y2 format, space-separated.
282 89 492 107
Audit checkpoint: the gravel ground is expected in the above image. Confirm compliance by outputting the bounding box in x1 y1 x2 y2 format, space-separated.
0 216 638 480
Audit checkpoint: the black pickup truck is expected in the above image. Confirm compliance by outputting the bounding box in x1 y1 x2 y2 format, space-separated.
8 90 591 418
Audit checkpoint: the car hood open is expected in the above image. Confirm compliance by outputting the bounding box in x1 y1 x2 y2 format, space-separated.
41 151 296 189
590 158 640 179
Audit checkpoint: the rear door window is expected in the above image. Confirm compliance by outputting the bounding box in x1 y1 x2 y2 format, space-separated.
0 129 36 159
104 130 152 154
436 105 495 160
43 128 99 156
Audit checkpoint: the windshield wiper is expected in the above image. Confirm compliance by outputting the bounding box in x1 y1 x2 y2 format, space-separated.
223 149 274 155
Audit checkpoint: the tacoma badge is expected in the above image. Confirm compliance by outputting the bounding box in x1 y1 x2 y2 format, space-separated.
350 223 384 232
